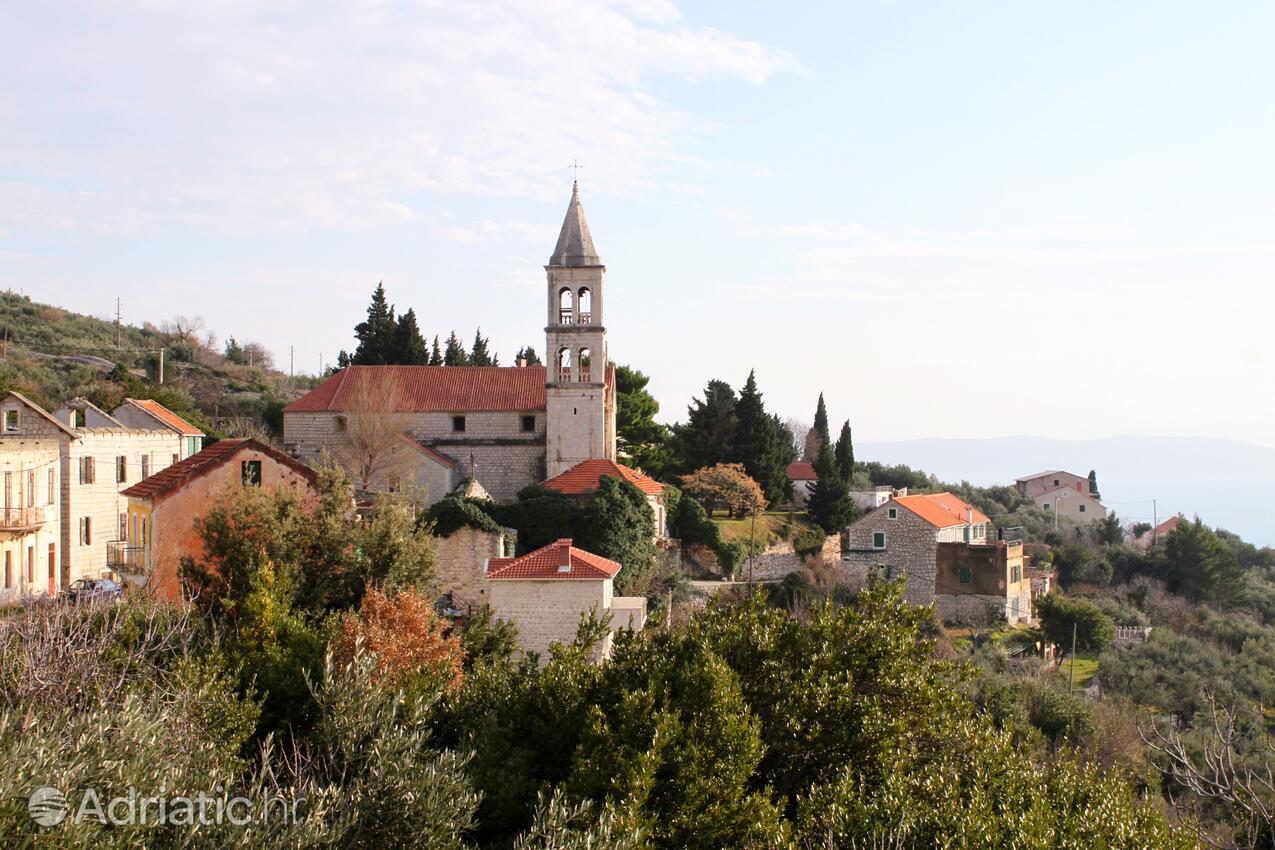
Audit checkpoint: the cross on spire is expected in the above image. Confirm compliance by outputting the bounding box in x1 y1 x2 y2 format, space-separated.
568 159 583 183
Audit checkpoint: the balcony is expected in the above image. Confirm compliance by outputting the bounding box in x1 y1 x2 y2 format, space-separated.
0 507 46 536
106 541 149 572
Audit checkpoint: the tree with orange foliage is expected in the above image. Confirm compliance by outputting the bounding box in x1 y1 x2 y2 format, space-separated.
682 462 767 518
333 589 466 692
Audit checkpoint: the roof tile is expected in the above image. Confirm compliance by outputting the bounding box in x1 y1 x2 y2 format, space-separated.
486 538 621 580
542 458 664 496
284 365 549 413
894 492 991 529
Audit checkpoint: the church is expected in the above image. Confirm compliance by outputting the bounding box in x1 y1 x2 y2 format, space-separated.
282 182 618 503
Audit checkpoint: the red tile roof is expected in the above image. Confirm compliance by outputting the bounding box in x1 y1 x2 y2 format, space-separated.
486 538 621 580
284 365 550 413
894 492 991 529
398 435 457 468
787 461 817 481
542 458 664 496
121 439 317 502
124 398 204 436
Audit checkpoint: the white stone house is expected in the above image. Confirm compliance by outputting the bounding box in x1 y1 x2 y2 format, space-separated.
283 182 619 504
848 485 909 512
842 492 991 606
1014 470 1106 522
111 397 205 458
0 392 190 588
1 393 63 601
486 538 646 664
786 461 817 506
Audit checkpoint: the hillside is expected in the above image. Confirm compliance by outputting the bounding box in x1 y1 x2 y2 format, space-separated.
0 293 315 439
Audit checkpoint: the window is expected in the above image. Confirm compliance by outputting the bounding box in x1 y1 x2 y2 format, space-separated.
141 455 150 479
1042 502 1051 511
872 531 886 550
119 513 128 540
2 471 10 508
79 517 92 546
1078 504 1087 514
334 415 347 432
116 455 127 483
887 507 898 520
521 415 536 433
79 456 96 484
1053 479 1060 487
241 460 262 487
452 415 466 433
959 567 971 584
1011 564 1022 583
47 470 55 504
27 472 34 507
3 409 18 432
26 547 33 583
3 552 9 588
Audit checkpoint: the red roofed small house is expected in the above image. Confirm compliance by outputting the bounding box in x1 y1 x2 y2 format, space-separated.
843 492 1031 625
486 537 646 663
786 461 818 506
118 439 319 602
541 458 667 538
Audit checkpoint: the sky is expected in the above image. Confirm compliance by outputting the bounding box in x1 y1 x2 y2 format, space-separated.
2 0 1273 449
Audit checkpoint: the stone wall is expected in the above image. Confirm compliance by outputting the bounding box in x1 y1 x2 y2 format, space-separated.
843 504 938 605
746 534 843 581
435 524 508 612
491 578 612 663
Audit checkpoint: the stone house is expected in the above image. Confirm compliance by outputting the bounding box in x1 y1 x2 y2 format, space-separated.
1 393 63 601
111 397 205 458
118 438 319 602
283 182 619 505
541 458 667 538
486 538 645 664
934 539 1032 625
0 392 191 589
434 521 513 614
1014 470 1107 522
786 461 817 506
842 492 991 606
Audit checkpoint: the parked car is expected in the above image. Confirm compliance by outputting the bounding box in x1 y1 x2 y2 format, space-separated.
63 578 124 605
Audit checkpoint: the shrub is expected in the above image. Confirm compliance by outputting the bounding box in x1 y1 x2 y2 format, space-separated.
1036 593 1116 652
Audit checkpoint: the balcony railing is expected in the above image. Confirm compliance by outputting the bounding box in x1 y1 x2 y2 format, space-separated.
577 312 592 325
0 507 45 532
106 541 149 571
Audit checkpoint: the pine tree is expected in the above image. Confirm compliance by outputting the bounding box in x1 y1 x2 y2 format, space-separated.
834 420 855 483
429 336 443 366
389 308 428 365
469 327 496 366
806 393 830 461
674 380 738 473
442 331 469 366
224 336 245 365
351 282 397 365
733 369 791 506
806 441 854 534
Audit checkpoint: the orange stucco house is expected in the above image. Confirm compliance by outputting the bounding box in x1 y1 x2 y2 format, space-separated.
118 438 319 602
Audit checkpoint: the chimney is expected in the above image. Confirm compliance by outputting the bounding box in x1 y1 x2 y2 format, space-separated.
517 357 527 368
65 409 77 428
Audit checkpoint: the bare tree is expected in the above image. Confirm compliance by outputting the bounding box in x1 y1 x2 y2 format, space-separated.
163 314 207 343
1143 694 1275 849
335 372 415 492
241 341 275 369
782 417 811 460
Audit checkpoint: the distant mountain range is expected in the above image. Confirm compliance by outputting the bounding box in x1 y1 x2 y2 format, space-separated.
858 436 1275 548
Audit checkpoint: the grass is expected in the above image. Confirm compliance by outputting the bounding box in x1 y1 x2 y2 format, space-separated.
712 511 820 549
1058 652 1100 689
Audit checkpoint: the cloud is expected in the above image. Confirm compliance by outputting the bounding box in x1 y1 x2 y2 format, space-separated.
0 1 797 235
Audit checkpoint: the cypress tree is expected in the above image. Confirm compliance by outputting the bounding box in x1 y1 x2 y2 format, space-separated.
834 420 855 484
470 327 496 366
807 441 854 534
351 282 397 365
733 369 791 506
443 331 469 366
389 308 428 365
806 393 830 461
429 336 443 366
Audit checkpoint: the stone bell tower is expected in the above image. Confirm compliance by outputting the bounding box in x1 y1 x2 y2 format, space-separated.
544 181 616 478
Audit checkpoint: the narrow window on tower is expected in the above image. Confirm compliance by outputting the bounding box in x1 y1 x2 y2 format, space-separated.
521 415 535 433
577 348 591 382
577 288 592 324
558 288 574 324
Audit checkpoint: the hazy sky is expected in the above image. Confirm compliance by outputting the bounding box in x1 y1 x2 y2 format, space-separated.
3 1 1272 447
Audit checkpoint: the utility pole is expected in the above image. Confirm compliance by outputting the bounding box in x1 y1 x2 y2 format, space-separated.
289 346 294 378
1152 498 1159 546
1 289 10 359
748 511 757 585
1067 621 1078 696
115 297 122 347
158 348 165 384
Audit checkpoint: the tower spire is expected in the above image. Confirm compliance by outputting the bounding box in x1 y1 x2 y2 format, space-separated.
549 181 600 267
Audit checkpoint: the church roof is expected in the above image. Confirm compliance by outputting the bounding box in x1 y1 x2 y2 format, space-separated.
548 182 601 267
284 365 549 413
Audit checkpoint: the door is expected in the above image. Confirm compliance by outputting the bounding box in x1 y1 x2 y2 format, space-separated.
47 545 56 596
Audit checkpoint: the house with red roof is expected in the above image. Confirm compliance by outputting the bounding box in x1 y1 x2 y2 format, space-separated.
282 183 619 505
786 461 818 506
486 537 646 663
111 398 205 459
118 439 319 602
542 458 667 538
843 492 1033 624
1014 470 1107 522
